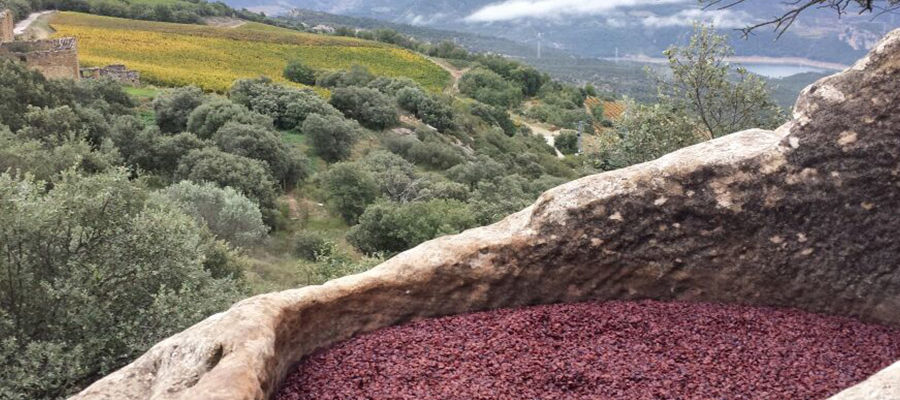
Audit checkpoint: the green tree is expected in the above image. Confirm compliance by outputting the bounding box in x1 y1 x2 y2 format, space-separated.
459 68 522 108
229 77 340 130
601 102 702 170
0 127 117 182
359 150 421 202
161 181 268 248
303 113 361 163
316 64 375 88
321 162 378 224
555 131 579 155
175 147 277 209
657 24 784 138
368 76 420 96
186 99 272 139
0 169 242 400
348 199 476 255
283 60 317 85
153 86 206 134
213 122 310 188
329 87 399 130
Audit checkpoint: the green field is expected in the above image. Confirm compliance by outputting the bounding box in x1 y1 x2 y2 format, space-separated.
51 12 451 92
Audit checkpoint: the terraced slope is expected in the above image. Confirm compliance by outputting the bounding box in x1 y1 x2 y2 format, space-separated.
51 12 450 92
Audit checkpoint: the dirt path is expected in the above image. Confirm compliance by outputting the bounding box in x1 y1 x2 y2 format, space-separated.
515 116 564 158
204 17 247 29
427 57 471 95
13 10 55 39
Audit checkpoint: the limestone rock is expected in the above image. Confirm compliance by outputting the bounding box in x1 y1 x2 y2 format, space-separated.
70 28 900 400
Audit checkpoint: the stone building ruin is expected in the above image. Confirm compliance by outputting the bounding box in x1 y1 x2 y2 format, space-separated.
80 64 140 85
0 36 80 79
0 9 13 43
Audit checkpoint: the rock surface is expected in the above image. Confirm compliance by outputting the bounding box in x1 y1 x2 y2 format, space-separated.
71 29 900 400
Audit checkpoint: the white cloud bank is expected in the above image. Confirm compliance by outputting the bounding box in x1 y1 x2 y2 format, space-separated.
464 0 686 22
464 0 754 29
641 9 753 28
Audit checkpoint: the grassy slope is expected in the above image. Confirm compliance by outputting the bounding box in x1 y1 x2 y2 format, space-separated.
51 12 450 92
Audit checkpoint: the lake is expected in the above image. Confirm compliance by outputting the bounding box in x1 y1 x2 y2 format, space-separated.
738 63 831 78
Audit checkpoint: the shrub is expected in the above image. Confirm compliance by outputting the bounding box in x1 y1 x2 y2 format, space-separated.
382 134 418 158
359 150 421 202
116 128 207 179
186 99 272 139
0 169 242 399
348 199 476 255
316 64 375 88
153 86 206 133
329 87 399 130
283 60 317 85
458 68 522 108
446 155 506 189
367 76 420 96
406 141 464 170
303 113 361 163
160 181 268 248
293 232 334 261
175 147 277 208
555 131 579 155
321 162 378 224
417 95 456 132
600 102 702 169
230 77 339 130
468 174 534 225
396 87 429 113
213 122 310 188
470 102 516 136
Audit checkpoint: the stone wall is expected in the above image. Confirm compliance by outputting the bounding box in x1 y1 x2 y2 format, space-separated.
81 64 140 85
0 37 80 80
69 28 900 400
0 9 13 43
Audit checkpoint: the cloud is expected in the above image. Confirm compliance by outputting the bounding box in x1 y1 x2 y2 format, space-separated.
641 9 753 28
464 0 686 23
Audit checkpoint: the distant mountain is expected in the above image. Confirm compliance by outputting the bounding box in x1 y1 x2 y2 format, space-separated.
225 0 899 65
279 9 567 58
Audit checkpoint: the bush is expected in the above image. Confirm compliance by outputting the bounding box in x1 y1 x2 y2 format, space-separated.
229 77 340 130
470 102 516 136
293 232 334 261
303 113 361 163
0 169 242 399
283 60 317 85
446 155 506 189
555 131 579 155
348 199 476 255
406 141 464 170
175 147 277 208
359 150 421 202
458 68 522 108
161 181 269 248
153 86 206 134
329 87 399 130
321 162 378 224
115 126 207 179
367 76 420 96
599 102 702 170
468 174 535 225
316 64 375 88
186 99 272 139
396 87 429 113
382 134 418 158
214 122 310 188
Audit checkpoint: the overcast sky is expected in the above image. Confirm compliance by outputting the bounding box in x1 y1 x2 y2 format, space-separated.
464 0 752 28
